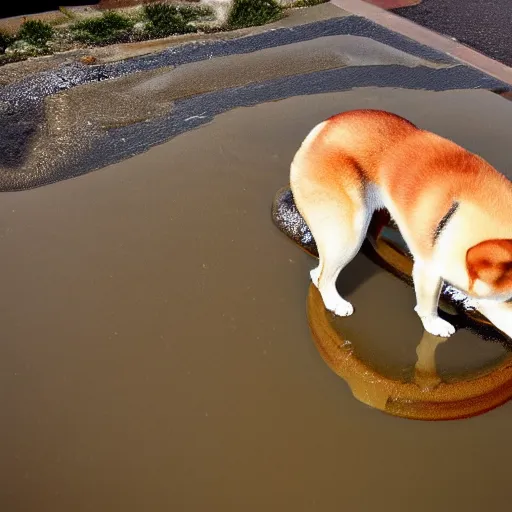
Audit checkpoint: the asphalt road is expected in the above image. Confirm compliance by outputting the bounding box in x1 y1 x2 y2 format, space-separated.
392 0 512 67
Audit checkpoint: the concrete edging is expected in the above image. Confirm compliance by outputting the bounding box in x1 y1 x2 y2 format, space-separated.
330 0 512 85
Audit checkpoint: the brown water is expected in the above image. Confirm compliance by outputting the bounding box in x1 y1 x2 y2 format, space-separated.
1 87 512 511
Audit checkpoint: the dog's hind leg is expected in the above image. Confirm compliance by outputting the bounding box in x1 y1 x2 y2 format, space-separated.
291 140 378 316
304 189 372 317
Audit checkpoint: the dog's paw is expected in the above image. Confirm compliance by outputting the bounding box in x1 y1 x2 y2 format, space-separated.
418 313 455 338
310 267 321 288
324 296 354 317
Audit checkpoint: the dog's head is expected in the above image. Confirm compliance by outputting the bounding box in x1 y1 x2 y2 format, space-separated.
467 239 512 300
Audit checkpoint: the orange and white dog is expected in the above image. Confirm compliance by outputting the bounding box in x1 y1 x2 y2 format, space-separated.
290 109 512 338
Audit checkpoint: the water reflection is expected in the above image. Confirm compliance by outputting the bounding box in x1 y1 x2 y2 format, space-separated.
414 330 448 391
307 283 512 420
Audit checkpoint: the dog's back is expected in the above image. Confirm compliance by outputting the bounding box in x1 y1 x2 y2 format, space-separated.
291 109 512 265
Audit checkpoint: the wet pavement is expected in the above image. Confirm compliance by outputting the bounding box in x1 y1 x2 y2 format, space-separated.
0 11 507 191
2 3 512 511
2 86 512 511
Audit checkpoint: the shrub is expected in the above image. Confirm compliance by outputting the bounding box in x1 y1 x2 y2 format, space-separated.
142 3 207 38
17 20 54 47
71 11 134 45
227 0 283 29
0 31 14 53
178 5 214 23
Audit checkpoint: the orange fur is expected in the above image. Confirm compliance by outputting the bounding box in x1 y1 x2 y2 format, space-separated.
467 240 512 294
291 109 512 337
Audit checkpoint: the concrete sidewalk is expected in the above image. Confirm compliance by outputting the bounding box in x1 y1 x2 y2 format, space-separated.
332 0 512 86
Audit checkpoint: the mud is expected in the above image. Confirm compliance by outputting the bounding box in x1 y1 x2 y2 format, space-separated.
128 34 449 102
2 88 512 510
3 12 508 193
11 34 447 185
1 60 505 191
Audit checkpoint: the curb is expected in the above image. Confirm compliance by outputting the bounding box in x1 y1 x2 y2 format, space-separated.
330 0 512 85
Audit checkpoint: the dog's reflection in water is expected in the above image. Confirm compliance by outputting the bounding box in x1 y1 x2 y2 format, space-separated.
414 331 449 391
306 283 512 420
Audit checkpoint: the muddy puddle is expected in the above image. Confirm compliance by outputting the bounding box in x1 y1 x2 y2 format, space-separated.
2 87 512 510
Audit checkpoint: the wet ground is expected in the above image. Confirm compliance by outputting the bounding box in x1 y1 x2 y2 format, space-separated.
0 12 506 191
2 87 512 511
2 5 512 510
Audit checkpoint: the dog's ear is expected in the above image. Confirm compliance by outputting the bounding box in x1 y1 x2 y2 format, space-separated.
466 239 512 292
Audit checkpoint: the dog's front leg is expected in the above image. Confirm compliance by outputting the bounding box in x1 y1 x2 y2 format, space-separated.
412 260 456 337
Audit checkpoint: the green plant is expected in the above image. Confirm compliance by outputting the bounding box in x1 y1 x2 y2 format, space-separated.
292 0 329 6
17 20 54 47
178 5 214 23
0 30 14 53
71 11 134 44
142 3 207 38
227 0 283 29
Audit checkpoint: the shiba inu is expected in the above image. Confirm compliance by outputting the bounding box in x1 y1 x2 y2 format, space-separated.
290 109 512 338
